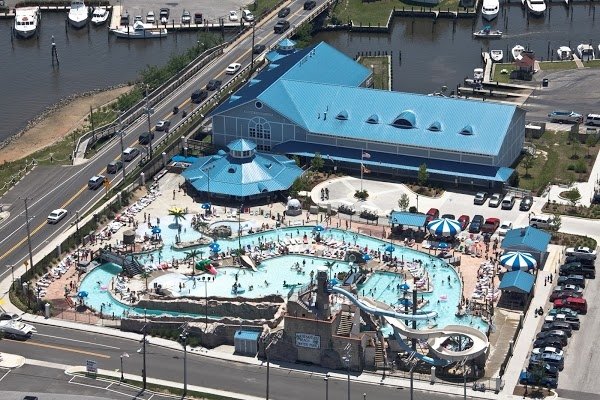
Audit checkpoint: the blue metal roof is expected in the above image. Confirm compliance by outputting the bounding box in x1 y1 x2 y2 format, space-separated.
171 156 199 164
389 212 427 227
261 80 518 156
499 270 535 294
228 139 256 152
213 42 371 116
235 330 261 341
181 142 302 197
273 141 514 182
502 227 551 253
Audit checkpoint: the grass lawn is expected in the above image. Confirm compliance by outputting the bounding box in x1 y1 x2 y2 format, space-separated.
582 59 600 69
359 56 390 90
331 0 462 26
515 130 599 194
538 61 577 71
492 63 514 83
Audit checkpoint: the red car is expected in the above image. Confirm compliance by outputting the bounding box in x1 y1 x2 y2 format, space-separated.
480 217 500 234
458 215 470 231
549 290 583 302
554 297 587 314
425 208 440 224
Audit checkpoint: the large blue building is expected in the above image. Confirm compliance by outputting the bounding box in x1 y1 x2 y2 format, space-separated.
211 41 526 188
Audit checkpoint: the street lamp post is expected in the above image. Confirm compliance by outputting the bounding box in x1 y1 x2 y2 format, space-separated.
342 343 352 400
75 211 80 263
179 323 189 397
120 352 129 382
21 197 34 274
250 19 256 71
324 373 330 400
265 334 280 400
141 324 148 390
144 85 154 158
118 112 126 183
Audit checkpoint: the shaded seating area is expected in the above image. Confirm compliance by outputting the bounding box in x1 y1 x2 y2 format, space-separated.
501 227 551 269
388 211 427 243
497 270 535 311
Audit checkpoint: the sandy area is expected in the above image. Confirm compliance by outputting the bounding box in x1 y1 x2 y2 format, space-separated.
0 86 133 163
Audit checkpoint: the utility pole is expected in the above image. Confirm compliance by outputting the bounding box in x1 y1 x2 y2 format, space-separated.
119 112 126 182
250 20 256 71
141 324 148 390
145 85 153 158
179 322 189 397
22 197 34 274
75 210 80 263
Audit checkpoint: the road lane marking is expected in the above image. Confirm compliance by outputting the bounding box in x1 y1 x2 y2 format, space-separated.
0 368 10 382
6 338 111 359
35 333 121 350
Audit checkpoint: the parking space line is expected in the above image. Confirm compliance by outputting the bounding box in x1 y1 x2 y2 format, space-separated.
0 368 11 382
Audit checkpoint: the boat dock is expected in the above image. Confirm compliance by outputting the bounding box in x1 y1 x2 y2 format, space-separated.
481 52 493 83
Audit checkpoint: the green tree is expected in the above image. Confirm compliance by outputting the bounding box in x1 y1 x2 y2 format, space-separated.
522 154 535 178
551 214 562 232
185 249 202 277
311 152 324 172
140 270 151 292
289 175 310 196
418 163 429 187
169 208 186 228
528 362 547 391
292 155 301 167
324 261 337 279
398 194 410 211
563 188 581 207
354 190 369 200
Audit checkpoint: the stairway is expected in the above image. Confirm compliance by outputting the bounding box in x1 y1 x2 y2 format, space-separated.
374 339 385 366
336 311 353 336
124 255 144 276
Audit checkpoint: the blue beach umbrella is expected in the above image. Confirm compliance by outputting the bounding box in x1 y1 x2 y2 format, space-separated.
500 251 537 271
384 245 395 253
77 291 88 298
427 218 462 237
201 203 212 210
313 225 325 232
363 254 373 261
399 283 410 291
151 226 161 234
398 298 412 307
437 242 450 249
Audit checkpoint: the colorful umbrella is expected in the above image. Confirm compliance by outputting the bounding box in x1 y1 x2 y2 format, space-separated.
313 225 325 232
151 226 161 234
500 251 537 271
399 283 410 291
77 291 88 298
363 254 373 261
398 298 413 307
384 245 395 253
201 203 212 210
427 218 462 237
437 242 450 249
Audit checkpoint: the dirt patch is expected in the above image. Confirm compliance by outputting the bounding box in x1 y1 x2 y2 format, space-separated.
0 86 133 164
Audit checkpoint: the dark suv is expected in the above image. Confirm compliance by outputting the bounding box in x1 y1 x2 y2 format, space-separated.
206 79 222 91
304 0 317 10
138 131 154 145
273 19 290 33
191 89 208 103
469 215 484 233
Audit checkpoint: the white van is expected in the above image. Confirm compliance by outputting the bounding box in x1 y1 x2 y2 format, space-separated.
123 147 140 162
529 215 554 229
586 114 600 126
501 195 515 210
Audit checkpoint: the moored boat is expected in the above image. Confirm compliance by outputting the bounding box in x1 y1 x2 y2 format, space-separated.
68 0 89 28
526 0 546 16
91 7 110 25
556 46 572 61
110 21 167 39
481 0 500 20
512 44 525 61
473 26 503 39
490 49 503 62
14 7 40 39
577 44 595 61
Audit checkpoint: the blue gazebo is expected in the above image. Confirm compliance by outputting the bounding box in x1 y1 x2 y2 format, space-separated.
182 139 303 200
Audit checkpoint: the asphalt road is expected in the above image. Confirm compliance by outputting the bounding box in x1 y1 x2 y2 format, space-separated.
0 0 327 271
0 324 459 400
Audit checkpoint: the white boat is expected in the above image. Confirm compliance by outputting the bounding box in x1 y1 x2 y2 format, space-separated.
91 6 109 25
556 46 572 60
577 44 595 61
490 49 504 62
473 26 503 39
14 7 40 39
481 0 499 20
526 0 546 16
68 0 89 28
111 21 167 39
474 68 484 80
512 44 525 61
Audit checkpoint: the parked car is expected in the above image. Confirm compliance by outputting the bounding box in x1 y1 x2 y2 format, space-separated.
498 220 513 236
530 353 565 371
155 120 170 132
548 110 583 124
488 193 503 207
253 44 266 54
518 371 557 388
181 10 191 24
206 79 222 91
548 307 578 318
228 10 239 21
559 262 595 279
278 7 291 17
146 10 155 23
47 208 68 224
273 19 290 33
194 12 203 24
441 213 455 220
0 312 21 321
159 8 169 23
541 322 572 337
535 330 568 346
481 217 500 234
458 215 470 231
557 274 586 288
501 195 516 210
531 347 563 358
474 191 488 205
527 362 560 378
469 215 485 233
304 0 317 10
242 9 254 22
549 290 583 302
533 337 564 350
565 246 597 260
564 255 595 266
545 314 580 330
553 297 587 314
425 208 440 224
552 284 584 295
225 62 242 74
520 195 533 211
134 15 143 23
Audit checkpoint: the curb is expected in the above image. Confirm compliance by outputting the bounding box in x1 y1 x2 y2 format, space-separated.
0 353 26 369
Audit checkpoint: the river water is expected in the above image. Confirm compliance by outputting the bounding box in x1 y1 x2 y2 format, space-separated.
2 5 599 141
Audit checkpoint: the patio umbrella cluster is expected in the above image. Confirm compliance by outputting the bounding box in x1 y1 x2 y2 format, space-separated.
499 251 537 271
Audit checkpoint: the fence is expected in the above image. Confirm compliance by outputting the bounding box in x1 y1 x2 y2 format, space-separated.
52 306 122 326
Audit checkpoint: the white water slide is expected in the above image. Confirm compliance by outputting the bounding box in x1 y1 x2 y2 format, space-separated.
331 286 489 364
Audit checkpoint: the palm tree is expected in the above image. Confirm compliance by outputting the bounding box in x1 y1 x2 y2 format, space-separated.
169 207 186 228
324 261 336 280
140 270 150 292
185 249 201 277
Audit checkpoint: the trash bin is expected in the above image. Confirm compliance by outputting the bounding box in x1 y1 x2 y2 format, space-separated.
542 78 549 87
